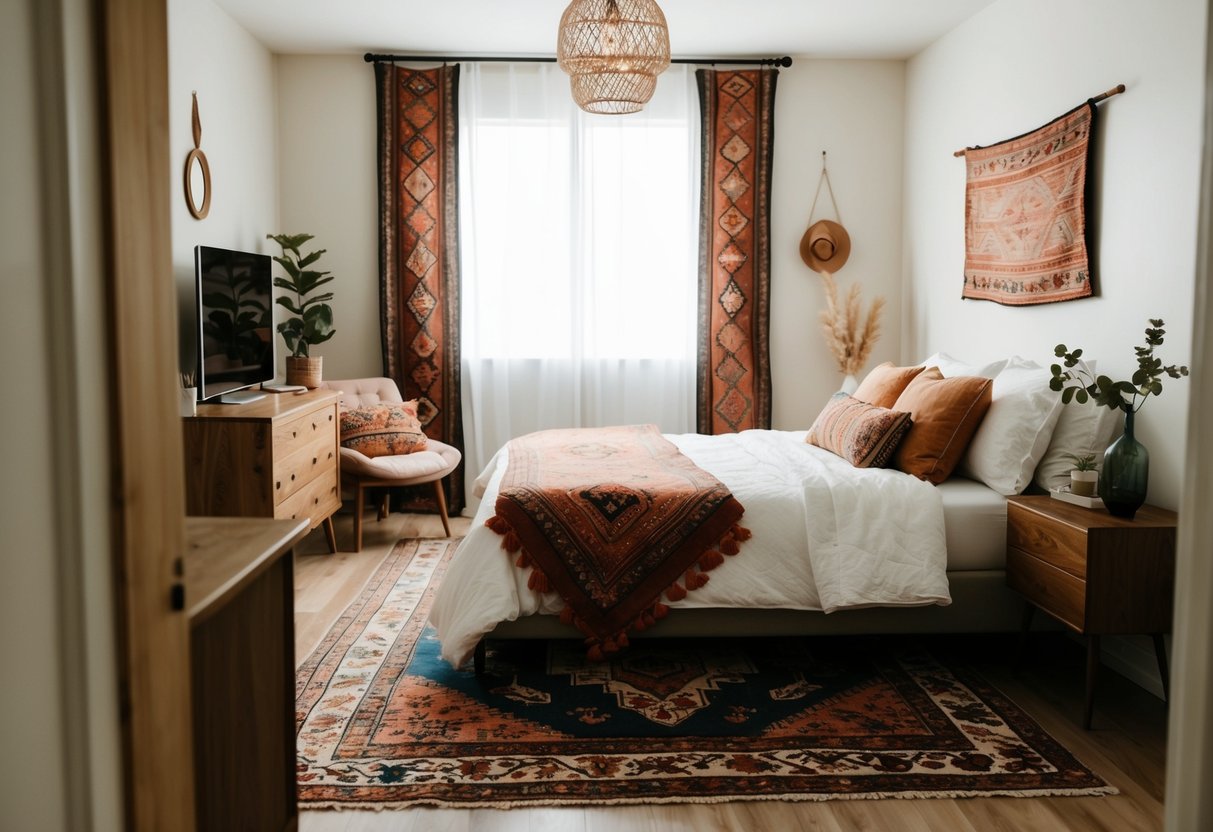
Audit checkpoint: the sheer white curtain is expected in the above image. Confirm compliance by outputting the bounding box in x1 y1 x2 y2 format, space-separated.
459 62 700 506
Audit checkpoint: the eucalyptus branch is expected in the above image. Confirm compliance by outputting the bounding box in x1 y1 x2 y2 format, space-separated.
1049 318 1189 413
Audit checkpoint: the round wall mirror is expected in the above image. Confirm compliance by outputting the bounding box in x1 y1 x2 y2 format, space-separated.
184 148 211 219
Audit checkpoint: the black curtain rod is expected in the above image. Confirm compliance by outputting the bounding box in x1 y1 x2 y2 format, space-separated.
363 52 792 67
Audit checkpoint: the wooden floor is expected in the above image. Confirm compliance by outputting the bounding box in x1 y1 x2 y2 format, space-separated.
293 511 1168 832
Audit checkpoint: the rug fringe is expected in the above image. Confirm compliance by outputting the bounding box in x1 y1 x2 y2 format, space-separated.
300 784 1118 812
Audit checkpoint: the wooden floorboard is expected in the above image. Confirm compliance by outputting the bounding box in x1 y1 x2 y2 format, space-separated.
294 511 1167 832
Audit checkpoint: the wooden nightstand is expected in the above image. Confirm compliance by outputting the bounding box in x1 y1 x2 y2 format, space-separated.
1006 495 1177 729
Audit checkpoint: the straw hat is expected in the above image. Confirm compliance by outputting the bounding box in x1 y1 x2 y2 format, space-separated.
800 219 851 273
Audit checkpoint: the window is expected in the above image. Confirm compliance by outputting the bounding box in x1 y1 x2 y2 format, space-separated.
459 62 700 484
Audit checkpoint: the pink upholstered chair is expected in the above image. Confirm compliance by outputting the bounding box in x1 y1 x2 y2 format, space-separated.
320 378 461 552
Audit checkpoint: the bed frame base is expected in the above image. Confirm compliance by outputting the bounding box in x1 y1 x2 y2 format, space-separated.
471 571 1049 671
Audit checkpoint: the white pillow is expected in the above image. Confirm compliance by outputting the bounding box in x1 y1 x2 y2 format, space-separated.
957 357 1065 496
919 351 1009 379
1032 358 1121 491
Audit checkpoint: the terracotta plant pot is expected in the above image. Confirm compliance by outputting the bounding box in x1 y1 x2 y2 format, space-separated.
286 355 323 389
1070 469 1098 497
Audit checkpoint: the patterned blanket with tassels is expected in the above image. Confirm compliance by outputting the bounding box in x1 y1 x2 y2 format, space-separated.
486 425 749 661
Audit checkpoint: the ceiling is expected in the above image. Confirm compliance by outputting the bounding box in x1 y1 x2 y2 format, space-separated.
213 0 996 60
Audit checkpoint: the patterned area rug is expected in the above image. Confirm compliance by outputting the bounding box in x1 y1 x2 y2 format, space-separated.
296 539 1114 809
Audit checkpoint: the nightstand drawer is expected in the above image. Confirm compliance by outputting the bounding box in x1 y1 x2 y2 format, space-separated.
1006 547 1085 632
1007 503 1087 578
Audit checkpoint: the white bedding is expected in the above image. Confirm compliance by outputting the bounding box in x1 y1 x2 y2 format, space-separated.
430 429 951 666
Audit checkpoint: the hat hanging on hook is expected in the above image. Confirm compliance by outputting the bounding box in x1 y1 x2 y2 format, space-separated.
800 151 851 274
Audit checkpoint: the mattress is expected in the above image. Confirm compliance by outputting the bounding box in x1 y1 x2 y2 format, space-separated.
937 476 1009 571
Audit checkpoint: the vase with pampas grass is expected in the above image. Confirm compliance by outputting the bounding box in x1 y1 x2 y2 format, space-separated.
819 273 884 393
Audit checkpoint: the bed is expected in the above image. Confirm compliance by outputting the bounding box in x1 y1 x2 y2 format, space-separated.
430 428 1026 669
430 351 1117 668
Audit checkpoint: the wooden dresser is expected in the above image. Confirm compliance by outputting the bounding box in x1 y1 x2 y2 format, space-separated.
183 389 341 552
1006 495 1177 728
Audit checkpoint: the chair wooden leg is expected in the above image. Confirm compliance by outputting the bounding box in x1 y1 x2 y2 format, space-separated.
378 491 390 522
353 484 365 553
323 515 337 554
433 479 452 537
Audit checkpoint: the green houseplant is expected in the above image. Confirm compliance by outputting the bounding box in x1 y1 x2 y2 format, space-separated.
1062 452 1099 497
1050 319 1189 518
267 233 335 387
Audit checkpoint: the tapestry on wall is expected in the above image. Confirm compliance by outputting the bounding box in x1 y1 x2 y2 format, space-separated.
696 69 777 434
962 101 1096 306
375 63 465 513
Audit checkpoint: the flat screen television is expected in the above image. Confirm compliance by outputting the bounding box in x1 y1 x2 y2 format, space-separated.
195 245 274 403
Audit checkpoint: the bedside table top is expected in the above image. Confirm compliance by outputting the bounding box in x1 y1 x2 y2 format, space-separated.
1008 495 1177 531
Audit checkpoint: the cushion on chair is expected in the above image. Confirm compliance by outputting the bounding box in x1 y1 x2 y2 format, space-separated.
340 402 427 457
339 438 462 484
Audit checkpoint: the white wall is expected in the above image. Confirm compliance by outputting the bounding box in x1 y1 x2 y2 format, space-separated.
276 54 380 379
904 0 1207 513
771 60 905 429
273 56 907 419
2 0 123 828
169 0 279 374
1 4 71 826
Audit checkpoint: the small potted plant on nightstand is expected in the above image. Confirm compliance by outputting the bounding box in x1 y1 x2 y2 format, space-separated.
267 233 336 388
1063 453 1099 497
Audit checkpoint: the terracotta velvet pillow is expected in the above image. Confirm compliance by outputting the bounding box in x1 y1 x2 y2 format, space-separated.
340 401 427 458
891 368 994 484
852 362 926 409
807 393 913 468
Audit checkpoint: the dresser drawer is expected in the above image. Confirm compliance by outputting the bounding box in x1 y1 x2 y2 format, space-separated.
275 467 340 528
272 403 337 459
271 430 337 505
1007 504 1087 579
1007 547 1086 632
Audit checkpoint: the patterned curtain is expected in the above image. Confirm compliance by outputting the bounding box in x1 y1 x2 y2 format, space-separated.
695 69 778 434
375 63 465 513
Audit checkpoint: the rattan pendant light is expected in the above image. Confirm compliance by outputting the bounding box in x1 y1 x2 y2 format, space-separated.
556 0 671 114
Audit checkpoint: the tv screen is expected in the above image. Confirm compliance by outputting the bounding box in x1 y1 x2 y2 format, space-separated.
195 245 274 402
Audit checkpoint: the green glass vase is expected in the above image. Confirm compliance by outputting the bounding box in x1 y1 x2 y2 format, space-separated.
1099 409 1148 519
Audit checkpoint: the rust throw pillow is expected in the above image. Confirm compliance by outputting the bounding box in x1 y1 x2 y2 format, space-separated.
891 368 993 484
807 393 913 468
852 362 927 409
339 401 427 458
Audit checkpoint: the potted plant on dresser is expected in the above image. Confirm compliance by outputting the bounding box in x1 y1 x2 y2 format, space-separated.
267 232 336 388
1049 318 1189 519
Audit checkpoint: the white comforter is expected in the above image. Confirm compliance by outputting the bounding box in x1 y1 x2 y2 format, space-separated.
430 429 950 666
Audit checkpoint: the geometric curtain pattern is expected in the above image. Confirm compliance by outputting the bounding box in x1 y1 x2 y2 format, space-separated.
963 101 1096 306
695 69 777 434
375 63 465 512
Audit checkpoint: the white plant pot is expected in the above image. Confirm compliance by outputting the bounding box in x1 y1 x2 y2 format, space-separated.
1071 469 1098 497
180 386 198 417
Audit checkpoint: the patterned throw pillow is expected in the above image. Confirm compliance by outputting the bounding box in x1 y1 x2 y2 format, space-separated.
806 393 913 468
339 401 427 458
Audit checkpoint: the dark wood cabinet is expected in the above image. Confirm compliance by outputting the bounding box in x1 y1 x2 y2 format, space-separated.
185 516 309 832
1006 495 1177 728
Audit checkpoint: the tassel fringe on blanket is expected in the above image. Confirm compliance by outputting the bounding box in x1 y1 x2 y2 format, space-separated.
486 513 751 661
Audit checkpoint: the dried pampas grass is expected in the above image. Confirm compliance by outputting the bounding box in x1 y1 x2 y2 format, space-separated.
819 273 884 376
